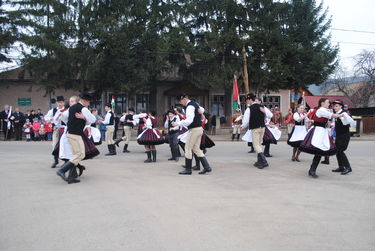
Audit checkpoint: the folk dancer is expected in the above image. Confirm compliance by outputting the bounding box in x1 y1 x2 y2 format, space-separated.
56 93 96 184
287 104 308 162
164 110 181 161
103 103 116 156
332 100 355 175
115 108 135 153
299 98 342 178
173 93 212 175
45 96 65 168
241 93 269 169
137 111 163 162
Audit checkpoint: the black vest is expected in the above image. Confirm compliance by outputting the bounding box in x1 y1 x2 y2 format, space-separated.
67 103 85 136
124 114 134 127
249 103 265 129
294 113 305 126
108 111 114 125
187 101 202 129
335 111 350 135
52 108 57 116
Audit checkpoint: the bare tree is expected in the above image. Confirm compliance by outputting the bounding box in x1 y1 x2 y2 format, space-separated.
326 50 375 107
353 50 375 107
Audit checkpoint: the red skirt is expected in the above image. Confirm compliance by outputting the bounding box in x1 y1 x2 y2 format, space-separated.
137 129 165 145
262 127 277 145
200 133 215 149
299 127 337 156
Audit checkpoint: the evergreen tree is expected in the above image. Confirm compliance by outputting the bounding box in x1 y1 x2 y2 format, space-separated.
282 0 338 98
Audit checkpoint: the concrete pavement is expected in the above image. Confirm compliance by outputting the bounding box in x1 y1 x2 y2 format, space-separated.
0 140 374 251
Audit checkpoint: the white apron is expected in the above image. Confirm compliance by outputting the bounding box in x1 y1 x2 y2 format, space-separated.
267 126 281 141
59 127 73 160
289 125 308 142
310 126 331 151
242 130 253 142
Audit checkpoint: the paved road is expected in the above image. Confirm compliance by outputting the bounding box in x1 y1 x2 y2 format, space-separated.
0 140 374 251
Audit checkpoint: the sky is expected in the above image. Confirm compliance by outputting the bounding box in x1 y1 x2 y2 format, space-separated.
321 0 375 73
1 0 375 76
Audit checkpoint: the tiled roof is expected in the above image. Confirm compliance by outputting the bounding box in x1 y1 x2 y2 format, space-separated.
304 96 355 108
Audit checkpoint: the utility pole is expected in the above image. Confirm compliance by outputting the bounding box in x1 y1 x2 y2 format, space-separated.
242 46 249 94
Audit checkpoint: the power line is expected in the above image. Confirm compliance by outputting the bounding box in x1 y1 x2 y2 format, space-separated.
332 28 375 35
333 41 375 46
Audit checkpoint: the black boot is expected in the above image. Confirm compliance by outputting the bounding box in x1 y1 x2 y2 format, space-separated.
198 157 212 174
168 148 176 161
232 134 235 141
151 150 157 162
192 154 201 171
114 138 123 147
236 134 240 141
56 161 75 182
264 144 272 157
67 166 80 184
173 147 179 162
249 145 255 153
341 167 352 175
123 144 130 153
77 164 86 177
51 156 59 168
332 166 345 172
321 156 330 165
309 156 320 178
144 151 152 163
179 158 192 175
257 153 269 169
341 153 352 175
105 144 116 156
253 153 262 167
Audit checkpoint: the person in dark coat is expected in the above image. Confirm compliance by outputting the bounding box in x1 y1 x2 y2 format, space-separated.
12 107 26 140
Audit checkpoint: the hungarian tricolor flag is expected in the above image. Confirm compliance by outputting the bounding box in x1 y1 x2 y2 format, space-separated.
111 96 115 110
233 76 240 110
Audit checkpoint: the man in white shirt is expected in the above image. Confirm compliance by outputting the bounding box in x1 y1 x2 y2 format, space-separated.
103 103 116 156
172 93 212 175
56 93 96 184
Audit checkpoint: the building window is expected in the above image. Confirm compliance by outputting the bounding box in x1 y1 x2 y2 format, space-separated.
262 95 281 110
211 95 225 116
109 94 127 115
136 94 149 113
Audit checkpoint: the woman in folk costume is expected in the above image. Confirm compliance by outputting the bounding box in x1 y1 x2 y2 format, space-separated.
137 111 164 163
133 109 148 136
287 104 309 162
53 96 99 179
261 100 281 157
331 100 355 175
299 98 343 178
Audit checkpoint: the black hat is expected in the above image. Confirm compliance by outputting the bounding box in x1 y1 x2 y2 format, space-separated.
79 92 93 101
245 93 256 101
177 93 188 101
105 103 112 108
332 100 344 107
56 96 65 102
128 108 135 112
